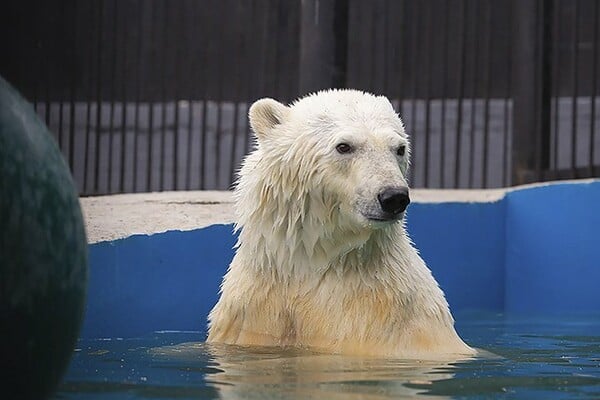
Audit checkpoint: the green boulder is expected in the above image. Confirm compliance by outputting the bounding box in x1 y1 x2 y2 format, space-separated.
0 76 88 399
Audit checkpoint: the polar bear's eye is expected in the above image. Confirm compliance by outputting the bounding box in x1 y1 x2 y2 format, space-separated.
397 145 406 157
336 143 354 154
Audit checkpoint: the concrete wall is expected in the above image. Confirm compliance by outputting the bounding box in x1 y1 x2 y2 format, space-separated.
81 180 600 338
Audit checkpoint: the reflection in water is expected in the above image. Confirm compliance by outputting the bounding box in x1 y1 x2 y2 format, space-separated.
153 342 473 399
58 315 600 399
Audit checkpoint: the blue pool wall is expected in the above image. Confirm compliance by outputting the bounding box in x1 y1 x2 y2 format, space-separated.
82 180 600 339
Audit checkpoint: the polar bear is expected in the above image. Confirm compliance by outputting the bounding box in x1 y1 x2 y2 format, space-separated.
207 89 474 359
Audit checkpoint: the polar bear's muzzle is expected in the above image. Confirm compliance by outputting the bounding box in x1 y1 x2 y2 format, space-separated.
376 186 411 219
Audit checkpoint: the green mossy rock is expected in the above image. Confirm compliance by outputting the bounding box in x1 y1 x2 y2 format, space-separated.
0 76 88 399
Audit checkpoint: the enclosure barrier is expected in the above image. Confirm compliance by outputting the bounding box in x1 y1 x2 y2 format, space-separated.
1 0 599 193
81 180 600 338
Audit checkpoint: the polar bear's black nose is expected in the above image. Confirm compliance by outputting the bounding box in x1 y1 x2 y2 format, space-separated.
378 187 410 215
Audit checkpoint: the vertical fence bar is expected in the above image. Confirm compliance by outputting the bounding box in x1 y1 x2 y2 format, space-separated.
229 2 245 185
299 0 344 94
159 0 168 191
199 0 210 190
118 0 129 193
369 2 377 92
423 0 432 187
172 2 183 191
468 0 480 188
229 101 241 187
482 0 493 188
454 0 467 188
133 0 143 192
396 0 407 119
538 0 553 179
58 102 64 149
185 0 198 190
243 0 258 157
32 4 41 113
58 98 64 149
200 28 209 194
570 0 579 177
288 0 302 98
41 4 51 131
552 0 561 173
93 0 104 194
260 1 271 101
272 0 282 98
327 0 348 92
215 0 225 189
511 0 552 185
146 93 154 191
57 1 64 152
591 0 599 175
409 0 419 185
83 1 95 194
503 0 513 187
184 96 194 190
199 98 208 189
44 39 51 129
382 0 390 97
107 0 118 193
440 0 449 188
68 1 78 173
57 1 65 152
146 1 157 193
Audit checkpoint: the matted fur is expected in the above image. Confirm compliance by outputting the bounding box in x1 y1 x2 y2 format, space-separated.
207 90 474 358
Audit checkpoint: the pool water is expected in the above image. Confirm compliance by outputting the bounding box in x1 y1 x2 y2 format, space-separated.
55 313 600 399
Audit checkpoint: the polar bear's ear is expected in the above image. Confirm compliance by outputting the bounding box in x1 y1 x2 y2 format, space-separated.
248 98 289 142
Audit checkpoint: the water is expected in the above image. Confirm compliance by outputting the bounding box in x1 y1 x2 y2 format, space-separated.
55 313 600 399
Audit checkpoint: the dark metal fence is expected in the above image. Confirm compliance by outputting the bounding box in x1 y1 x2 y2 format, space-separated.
1 0 599 194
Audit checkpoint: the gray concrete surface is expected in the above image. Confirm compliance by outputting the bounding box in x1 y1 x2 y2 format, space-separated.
83 180 599 244
81 190 234 243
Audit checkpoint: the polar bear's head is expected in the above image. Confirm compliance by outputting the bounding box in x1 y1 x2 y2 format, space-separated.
239 90 410 238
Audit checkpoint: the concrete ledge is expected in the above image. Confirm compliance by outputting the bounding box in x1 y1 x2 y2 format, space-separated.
81 191 234 243
81 179 597 243
80 188 508 243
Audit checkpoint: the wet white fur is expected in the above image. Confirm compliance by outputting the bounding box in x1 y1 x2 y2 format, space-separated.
207 89 474 358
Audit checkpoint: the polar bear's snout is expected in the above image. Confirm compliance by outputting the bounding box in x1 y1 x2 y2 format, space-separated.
378 186 410 217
